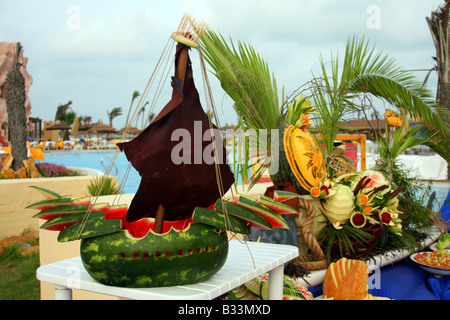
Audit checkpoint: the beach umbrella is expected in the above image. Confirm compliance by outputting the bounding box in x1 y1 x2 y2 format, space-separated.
119 125 140 139
88 123 116 141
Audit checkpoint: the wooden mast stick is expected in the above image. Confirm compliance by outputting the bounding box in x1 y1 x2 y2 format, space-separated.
153 44 189 234
153 15 205 234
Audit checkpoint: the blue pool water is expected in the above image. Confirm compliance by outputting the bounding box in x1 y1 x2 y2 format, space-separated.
38 150 141 194
39 150 246 195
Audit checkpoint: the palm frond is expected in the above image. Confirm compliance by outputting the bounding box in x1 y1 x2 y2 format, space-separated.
310 35 449 158
200 29 281 130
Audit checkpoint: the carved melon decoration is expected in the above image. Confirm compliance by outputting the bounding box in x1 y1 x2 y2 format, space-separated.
271 124 326 195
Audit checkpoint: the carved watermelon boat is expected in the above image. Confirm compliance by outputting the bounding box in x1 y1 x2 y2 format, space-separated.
29 185 294 287
29 16 294 288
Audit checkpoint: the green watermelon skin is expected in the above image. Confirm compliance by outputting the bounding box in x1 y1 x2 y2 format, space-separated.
80 222 228 288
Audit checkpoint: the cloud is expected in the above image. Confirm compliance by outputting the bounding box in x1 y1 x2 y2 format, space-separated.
1 0 442 129
49 9 171 61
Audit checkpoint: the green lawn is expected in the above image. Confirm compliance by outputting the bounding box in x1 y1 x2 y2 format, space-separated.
0 243 40 300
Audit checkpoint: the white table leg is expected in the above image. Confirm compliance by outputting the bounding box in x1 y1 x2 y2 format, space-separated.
268 265 284 300
54 284 73 300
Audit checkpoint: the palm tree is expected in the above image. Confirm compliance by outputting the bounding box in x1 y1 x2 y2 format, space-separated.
55 101 73 121
124 90 141 127
107 107 123 128
137 101 149 129
5 43 27 171
310 36 449 160
427 1 450 114
426 1 450 178
81 115 92 126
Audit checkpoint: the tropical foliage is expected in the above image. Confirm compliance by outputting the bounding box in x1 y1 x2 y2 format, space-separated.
86 175 122 197
200 30 449 186
55 100 76 125
200 29 283 186
200 28 449 259
107 107 123 128
310 36 449 160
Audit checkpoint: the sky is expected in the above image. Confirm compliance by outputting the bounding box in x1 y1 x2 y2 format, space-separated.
0 0 444 130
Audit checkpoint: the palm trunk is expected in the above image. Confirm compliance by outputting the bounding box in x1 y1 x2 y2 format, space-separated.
427 1 450 179
5 43 27 171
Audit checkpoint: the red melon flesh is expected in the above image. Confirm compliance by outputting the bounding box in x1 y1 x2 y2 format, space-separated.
124 217 194 238
124 218 153 238
236 195 289 229
44 222 77 231
32 204 89 221
256 195 298 215
273 190 300 202
104 204 127 220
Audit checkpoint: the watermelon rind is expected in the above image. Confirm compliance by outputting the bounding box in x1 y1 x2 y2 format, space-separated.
29 185 62 200
40 211 105 231
273 190 300 201
26 197 71 210
192 206 250 235
80 222 228 287
57 216 122 242
214 199 272 230
256 195 299 216
71 196 91 206
32 204 90 220
236 195 289 229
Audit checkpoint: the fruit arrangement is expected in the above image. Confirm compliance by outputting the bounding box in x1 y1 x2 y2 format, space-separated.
29 186 296 287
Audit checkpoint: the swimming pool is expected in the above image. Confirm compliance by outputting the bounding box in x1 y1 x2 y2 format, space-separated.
38 150 141 194
39 150 247 195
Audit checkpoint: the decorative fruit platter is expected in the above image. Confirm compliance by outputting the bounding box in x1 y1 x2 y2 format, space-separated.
28 185 295 287
27 14 449 299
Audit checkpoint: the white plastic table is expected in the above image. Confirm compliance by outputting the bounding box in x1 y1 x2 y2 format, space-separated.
36 240 299 300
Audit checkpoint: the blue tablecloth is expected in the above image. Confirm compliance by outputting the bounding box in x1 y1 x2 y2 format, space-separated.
309 258 450 300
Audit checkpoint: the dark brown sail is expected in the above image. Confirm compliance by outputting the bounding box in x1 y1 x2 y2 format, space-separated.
118 44 235 222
